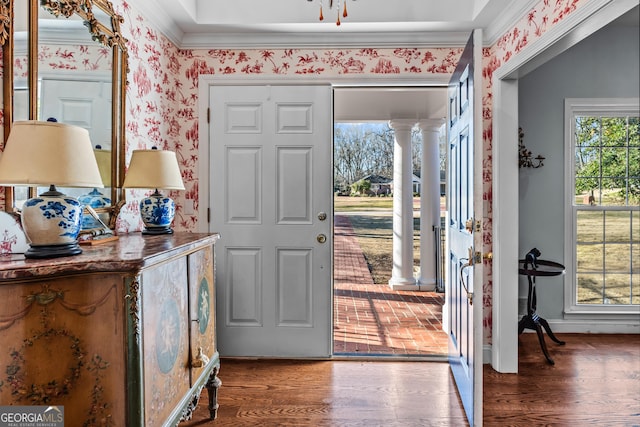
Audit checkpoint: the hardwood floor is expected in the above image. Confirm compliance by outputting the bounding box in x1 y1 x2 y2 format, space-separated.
182 359 467 426
182 334 639 426
484 333 640 427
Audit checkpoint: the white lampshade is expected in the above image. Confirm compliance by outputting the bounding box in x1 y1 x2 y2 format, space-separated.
122 149 185 190
0 120 104 188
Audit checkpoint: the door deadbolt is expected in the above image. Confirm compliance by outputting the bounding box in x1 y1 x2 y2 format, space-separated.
317 234 327 243
318 212 327 221
465 218 474 234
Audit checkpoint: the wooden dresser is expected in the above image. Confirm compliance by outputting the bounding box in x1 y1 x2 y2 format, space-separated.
0 232 221 427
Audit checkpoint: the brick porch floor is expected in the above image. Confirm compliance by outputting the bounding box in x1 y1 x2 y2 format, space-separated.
333 215 448 357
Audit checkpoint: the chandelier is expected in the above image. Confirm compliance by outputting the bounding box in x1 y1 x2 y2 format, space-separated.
307 0 353 26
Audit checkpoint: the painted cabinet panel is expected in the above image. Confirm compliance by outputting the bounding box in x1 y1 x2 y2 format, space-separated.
0 273 126 424
0 233 220 427
189 245 216 376
142 257 191 426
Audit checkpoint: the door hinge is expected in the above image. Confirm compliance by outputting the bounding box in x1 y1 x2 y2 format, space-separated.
207 208 210 223
465 218 482 234
207 107 210 124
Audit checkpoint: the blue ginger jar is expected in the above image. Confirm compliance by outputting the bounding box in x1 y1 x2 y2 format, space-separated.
139 190 176 234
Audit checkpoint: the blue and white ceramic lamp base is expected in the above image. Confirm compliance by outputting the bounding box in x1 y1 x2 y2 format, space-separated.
140 190 176 235
21 187 84 258
78 188 111 229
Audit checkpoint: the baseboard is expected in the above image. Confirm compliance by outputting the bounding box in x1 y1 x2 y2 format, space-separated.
483 345 492 364
487 322 639 368
542 319 640 334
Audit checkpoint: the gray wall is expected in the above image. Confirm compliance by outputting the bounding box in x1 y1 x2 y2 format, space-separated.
518 23 640 320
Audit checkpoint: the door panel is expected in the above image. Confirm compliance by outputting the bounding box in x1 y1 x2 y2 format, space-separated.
227 247 262 326
210 84 332 358
226 147 261 223
277 248 312 326
448 30 483 426
277 147 312 223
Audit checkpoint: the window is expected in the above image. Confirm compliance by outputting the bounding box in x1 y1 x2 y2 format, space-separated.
565 99 639 318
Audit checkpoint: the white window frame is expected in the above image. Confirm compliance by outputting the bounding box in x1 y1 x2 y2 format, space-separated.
564 98 640 320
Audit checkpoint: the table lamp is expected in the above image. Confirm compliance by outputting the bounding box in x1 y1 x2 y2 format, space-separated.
0 120 104 258
122 147 185 235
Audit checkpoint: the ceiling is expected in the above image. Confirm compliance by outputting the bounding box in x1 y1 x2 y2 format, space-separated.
334 87 447 122
131 1 637 122
136 0 532 122
141 0 538 48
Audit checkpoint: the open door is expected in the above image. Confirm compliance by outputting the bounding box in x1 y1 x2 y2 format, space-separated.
447 30 484 426
210 84 333 357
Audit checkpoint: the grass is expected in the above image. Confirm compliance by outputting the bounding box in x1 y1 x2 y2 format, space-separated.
336 195 638 304
575 208 639 304
334 195 393 211
335 196 421 284
347 214 420 284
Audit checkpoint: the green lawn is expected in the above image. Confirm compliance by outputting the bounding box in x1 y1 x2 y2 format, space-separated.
334 195 394 211
346 214 420 285
335 196 423 285
336 196 638 304
575 209 639 304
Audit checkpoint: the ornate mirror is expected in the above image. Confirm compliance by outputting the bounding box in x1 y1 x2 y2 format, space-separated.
1 0 127 228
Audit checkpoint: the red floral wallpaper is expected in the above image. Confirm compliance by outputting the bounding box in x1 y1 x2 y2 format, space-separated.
0 0 590 344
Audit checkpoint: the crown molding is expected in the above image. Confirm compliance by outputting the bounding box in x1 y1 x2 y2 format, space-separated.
128 0 548 50
130 0 474 49
180 30 471 49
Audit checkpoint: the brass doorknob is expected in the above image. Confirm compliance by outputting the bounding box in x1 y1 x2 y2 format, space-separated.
317 234 327 243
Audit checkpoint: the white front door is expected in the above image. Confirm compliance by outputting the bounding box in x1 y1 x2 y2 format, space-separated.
447 31 483 426
210 84 333 357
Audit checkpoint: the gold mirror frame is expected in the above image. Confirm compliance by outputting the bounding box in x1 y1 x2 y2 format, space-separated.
1 0 127 228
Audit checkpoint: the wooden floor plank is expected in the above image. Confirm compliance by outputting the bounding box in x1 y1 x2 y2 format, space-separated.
182 360 467 426
181 333 639 426
484 333 640 427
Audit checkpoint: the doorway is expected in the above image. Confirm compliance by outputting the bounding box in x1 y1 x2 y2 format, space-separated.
331 87 449 358
202 79 452 359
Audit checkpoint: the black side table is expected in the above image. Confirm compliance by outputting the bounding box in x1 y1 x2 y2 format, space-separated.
518 257 566 364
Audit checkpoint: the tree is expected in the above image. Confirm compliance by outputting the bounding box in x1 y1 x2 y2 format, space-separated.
350 178 371 195
574 116 639 204
334 122 427 189
334 124 372 186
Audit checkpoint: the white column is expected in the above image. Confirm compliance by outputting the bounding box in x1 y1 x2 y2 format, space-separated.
388 120 417 290
417 119 444 290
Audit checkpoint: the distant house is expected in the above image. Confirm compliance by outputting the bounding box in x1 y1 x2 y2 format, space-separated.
411 169 446 196
357 173 426 196
356 174 392 196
